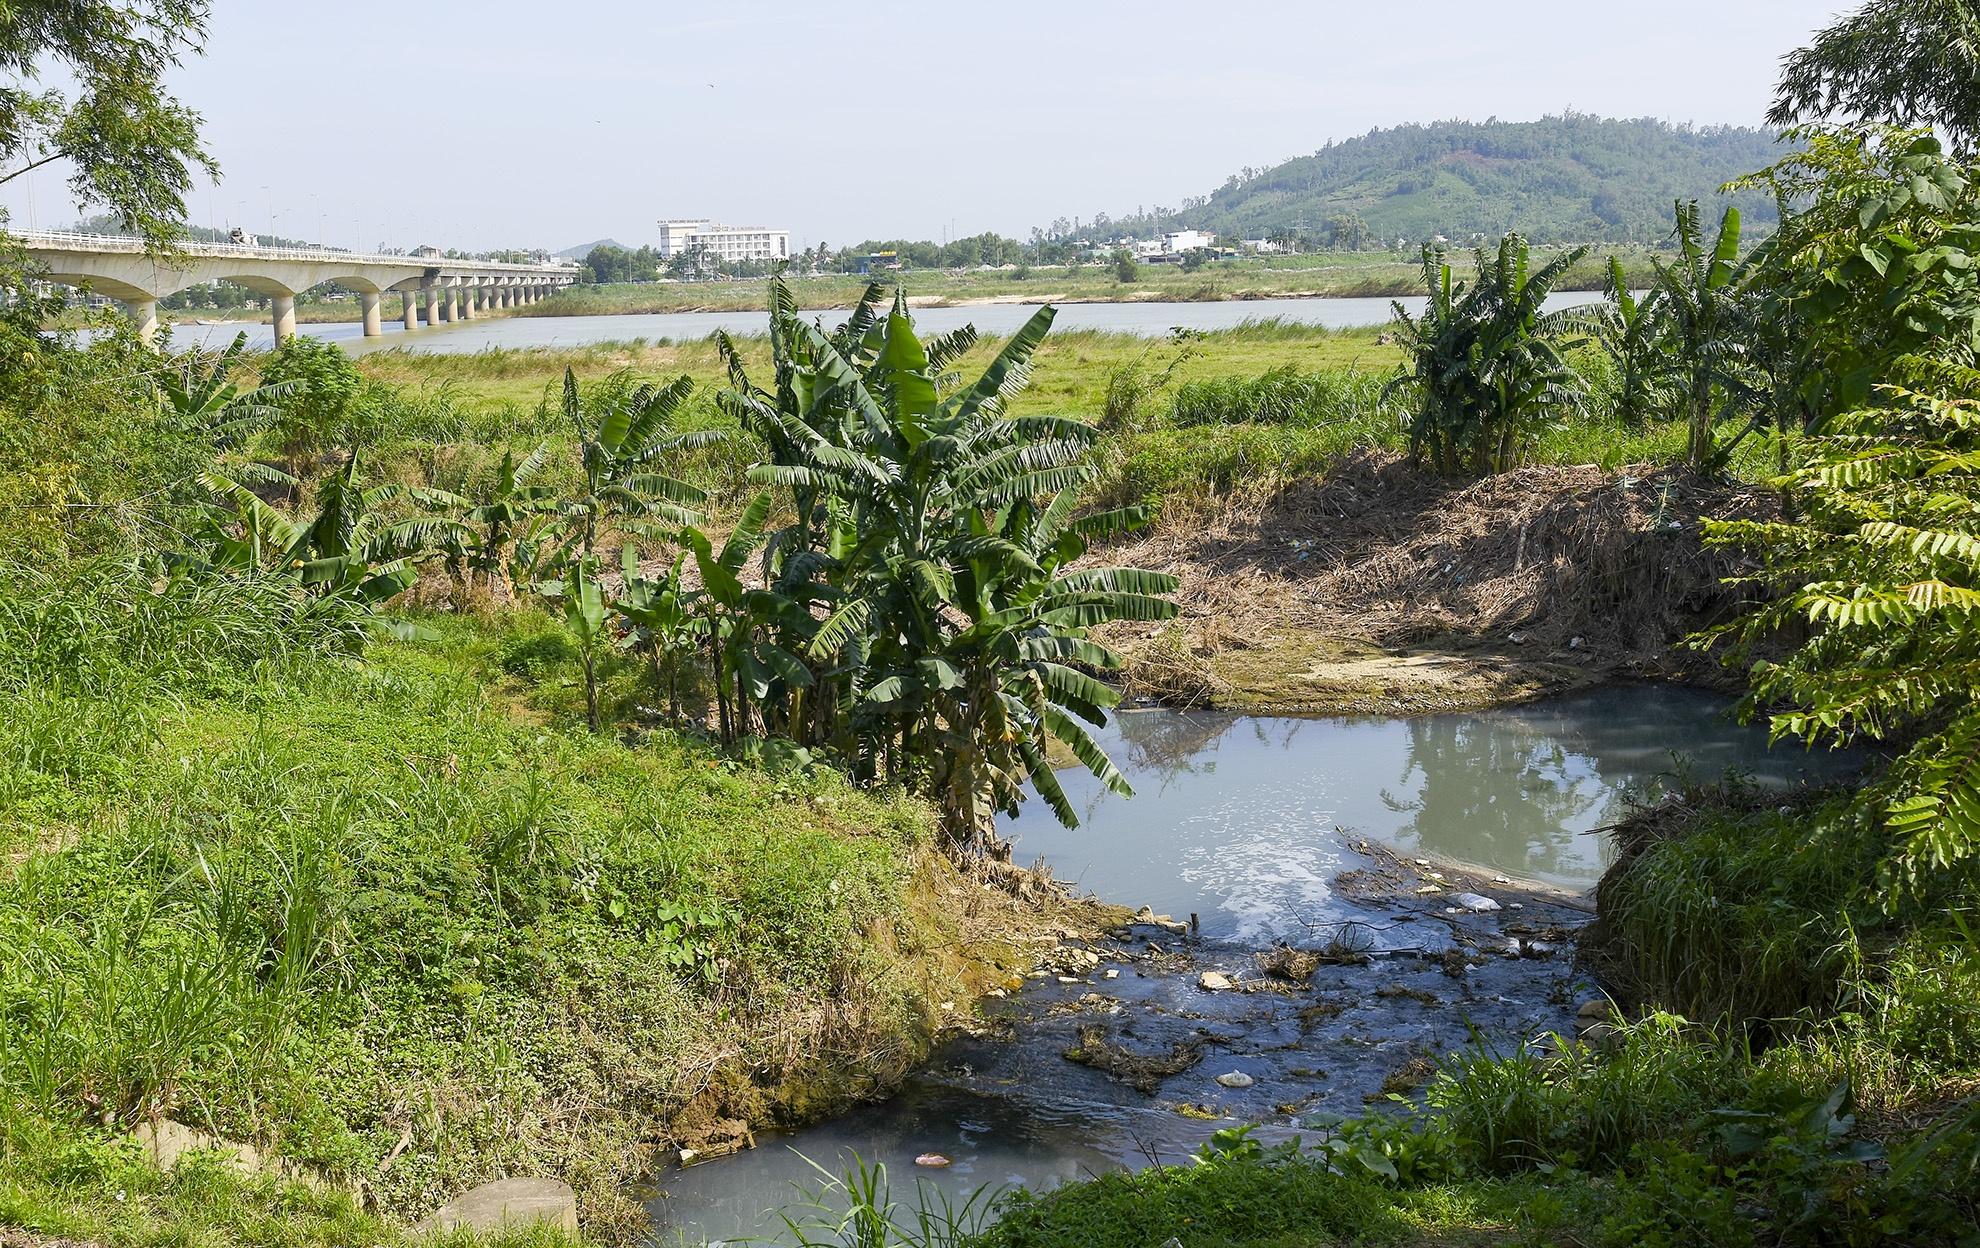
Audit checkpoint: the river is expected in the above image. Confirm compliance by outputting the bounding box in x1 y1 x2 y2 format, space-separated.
157 291 1611 354
645 685 1860 1246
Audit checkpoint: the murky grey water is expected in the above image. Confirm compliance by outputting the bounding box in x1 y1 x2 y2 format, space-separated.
1004 685 1859 943
645 685 1860 1245
155 291 1608 354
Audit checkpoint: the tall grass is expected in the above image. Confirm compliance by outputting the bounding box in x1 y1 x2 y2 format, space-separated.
0 562 362 698
780 1153 999 1248
1169 365 1388 428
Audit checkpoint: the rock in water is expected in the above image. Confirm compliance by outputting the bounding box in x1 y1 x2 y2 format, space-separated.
1215 1071 1255 1088
425 1178 578 1235
1198 971 1234 991
1448 891 1501 912
915 1153 952 1168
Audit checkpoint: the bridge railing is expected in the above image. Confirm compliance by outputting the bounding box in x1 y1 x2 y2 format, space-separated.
9 229 579 274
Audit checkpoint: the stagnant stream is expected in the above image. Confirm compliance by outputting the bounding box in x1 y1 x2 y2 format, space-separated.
647 685 1862 1245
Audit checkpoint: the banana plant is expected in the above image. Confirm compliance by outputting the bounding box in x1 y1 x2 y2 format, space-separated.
1648 200 1761 467
680 494 815 744
443 443 558 604
193 451 465 610
1595 255 1670 425
614 546 704 724
162 330 300 495
1386 234 1590 475
536 556 611 734
725 292 1177 851
552 368 721 568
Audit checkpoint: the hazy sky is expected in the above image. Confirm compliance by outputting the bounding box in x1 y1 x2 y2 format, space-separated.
1 0 1847 253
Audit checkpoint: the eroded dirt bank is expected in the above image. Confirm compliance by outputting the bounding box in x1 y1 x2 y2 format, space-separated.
1093 450 1773 714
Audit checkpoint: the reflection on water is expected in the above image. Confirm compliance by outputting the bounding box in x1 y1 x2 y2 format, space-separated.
1005 685 1860 941
150 290 1609 354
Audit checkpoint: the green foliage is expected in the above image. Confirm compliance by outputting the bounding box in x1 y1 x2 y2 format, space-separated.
1646 202 1760 466
1387 233 1590 475
547 366 712 566
1733 126 1980 425
779 1152 997 1248
190 450 464 613
1770 0 1980 155
1112 249 1139 283
0 252 207 561
1705 377 1980 888
1167 364 1386 429
1600 795 1878 1023
0 1 218 244
1429 1015 1746 1173
257 335 375 478
1098 332 1198 432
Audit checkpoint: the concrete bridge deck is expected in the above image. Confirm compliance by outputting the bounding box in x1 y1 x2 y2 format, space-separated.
16 230 580 343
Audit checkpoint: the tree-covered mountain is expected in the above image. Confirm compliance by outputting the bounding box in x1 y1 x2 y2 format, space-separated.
1057 115 1792 247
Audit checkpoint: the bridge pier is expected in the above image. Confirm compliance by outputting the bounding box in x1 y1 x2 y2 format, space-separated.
402 290 418 330
122 298 159 345
420 287 435 324
360 290 383 337
272 294 297 344
437 288 453 324
464 285 479 319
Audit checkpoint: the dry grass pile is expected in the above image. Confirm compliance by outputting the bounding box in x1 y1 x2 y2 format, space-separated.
1094 449 1772 686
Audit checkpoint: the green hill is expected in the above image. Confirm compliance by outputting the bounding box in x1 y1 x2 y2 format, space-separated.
1089 115 1790 247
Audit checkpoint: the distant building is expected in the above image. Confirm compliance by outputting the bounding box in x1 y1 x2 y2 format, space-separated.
411 244 442 258
1240 238 1285 254
656 219 789 264
853 251 900 275
1161 229 1217 254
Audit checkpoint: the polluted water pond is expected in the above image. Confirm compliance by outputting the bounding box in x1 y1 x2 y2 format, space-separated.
646 686 1863 1244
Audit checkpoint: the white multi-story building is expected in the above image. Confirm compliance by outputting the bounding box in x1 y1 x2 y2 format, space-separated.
656 219 790 264
1161 229 1218 254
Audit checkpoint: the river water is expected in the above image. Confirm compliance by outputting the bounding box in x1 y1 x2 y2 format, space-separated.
157 291 1610 354
646 685 1860 1246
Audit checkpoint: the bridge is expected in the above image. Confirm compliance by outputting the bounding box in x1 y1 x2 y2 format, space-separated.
15 230 582 343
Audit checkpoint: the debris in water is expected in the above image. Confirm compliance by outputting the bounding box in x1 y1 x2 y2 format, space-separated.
914 1154 952 1168
1449 891 1501 912
1257 945 1323 983
1216 1071 1255 1088
1198 971 1234 991
1064 1023 1204 1093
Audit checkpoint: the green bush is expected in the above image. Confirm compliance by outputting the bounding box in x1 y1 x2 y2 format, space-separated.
496 622 578 681
1872 933 1980 1069
258 336 381 472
